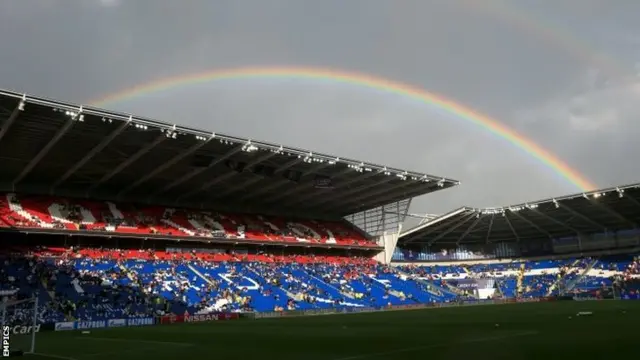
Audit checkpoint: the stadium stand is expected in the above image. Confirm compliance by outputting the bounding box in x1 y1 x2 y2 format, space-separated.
0 89 461 324
392 184 640 301
1 88 639 331
0 193 378 248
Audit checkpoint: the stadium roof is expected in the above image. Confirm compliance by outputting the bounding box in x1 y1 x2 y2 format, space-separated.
0 89 459 219
399 183 640 245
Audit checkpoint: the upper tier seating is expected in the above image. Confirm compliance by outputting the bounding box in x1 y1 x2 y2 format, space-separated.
0 194 376 247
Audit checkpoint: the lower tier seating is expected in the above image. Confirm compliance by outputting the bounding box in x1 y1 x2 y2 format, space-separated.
0 247 456 324
398 255 639 299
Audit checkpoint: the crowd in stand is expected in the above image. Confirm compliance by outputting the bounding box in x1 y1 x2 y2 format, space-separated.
3 245 640 325
0 194 377 247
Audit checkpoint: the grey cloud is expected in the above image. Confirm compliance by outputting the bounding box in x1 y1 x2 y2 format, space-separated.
0 0 639 217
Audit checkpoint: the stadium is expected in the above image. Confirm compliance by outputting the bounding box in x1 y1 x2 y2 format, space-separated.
0 88 639 360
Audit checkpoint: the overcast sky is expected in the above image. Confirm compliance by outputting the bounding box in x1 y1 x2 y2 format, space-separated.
1 0 639 217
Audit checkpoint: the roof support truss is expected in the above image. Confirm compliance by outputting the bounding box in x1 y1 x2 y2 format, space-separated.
530 210 581 236
149 144 244 199
403 218 465 243
559 203 608 231
318 179 414 212
88 133 166 193
116 138 211 197
485 214 495 244
177 151 278 202
51 120 129 191
261 166 351 204
589 200 638 229
624 194 640 211
455 215 481 245
503 212 520 242
237 162 331 203
509 211 552 238
12 117 74 186
427 212 477 245
216 158 302 199
0 100 22 145
290 170 386 208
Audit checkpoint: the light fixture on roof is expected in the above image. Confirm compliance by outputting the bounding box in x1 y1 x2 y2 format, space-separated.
135 123 148 130
616 187 624 198
195 135 207 141
17 94 26 111
165 124 177 139
348 163 364 172
553 199 559 208
65 106 84 122
302 152 313 163
593 193 601 198
241 140 258 152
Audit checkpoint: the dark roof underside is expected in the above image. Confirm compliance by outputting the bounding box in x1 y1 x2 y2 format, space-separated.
399 183 640 245
0 90 458 219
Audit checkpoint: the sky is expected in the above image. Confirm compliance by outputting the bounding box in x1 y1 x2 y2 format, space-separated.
1 0 639 218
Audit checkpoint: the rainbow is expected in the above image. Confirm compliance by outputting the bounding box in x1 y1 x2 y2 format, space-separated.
89 66 596 191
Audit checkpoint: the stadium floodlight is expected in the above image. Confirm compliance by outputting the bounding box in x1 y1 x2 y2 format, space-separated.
553 199 559 208
617 187 624 198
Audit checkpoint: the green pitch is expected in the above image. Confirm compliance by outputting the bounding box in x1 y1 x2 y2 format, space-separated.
20 301 639 360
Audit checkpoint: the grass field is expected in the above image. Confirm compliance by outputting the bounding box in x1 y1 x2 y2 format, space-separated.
14 301 639 360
